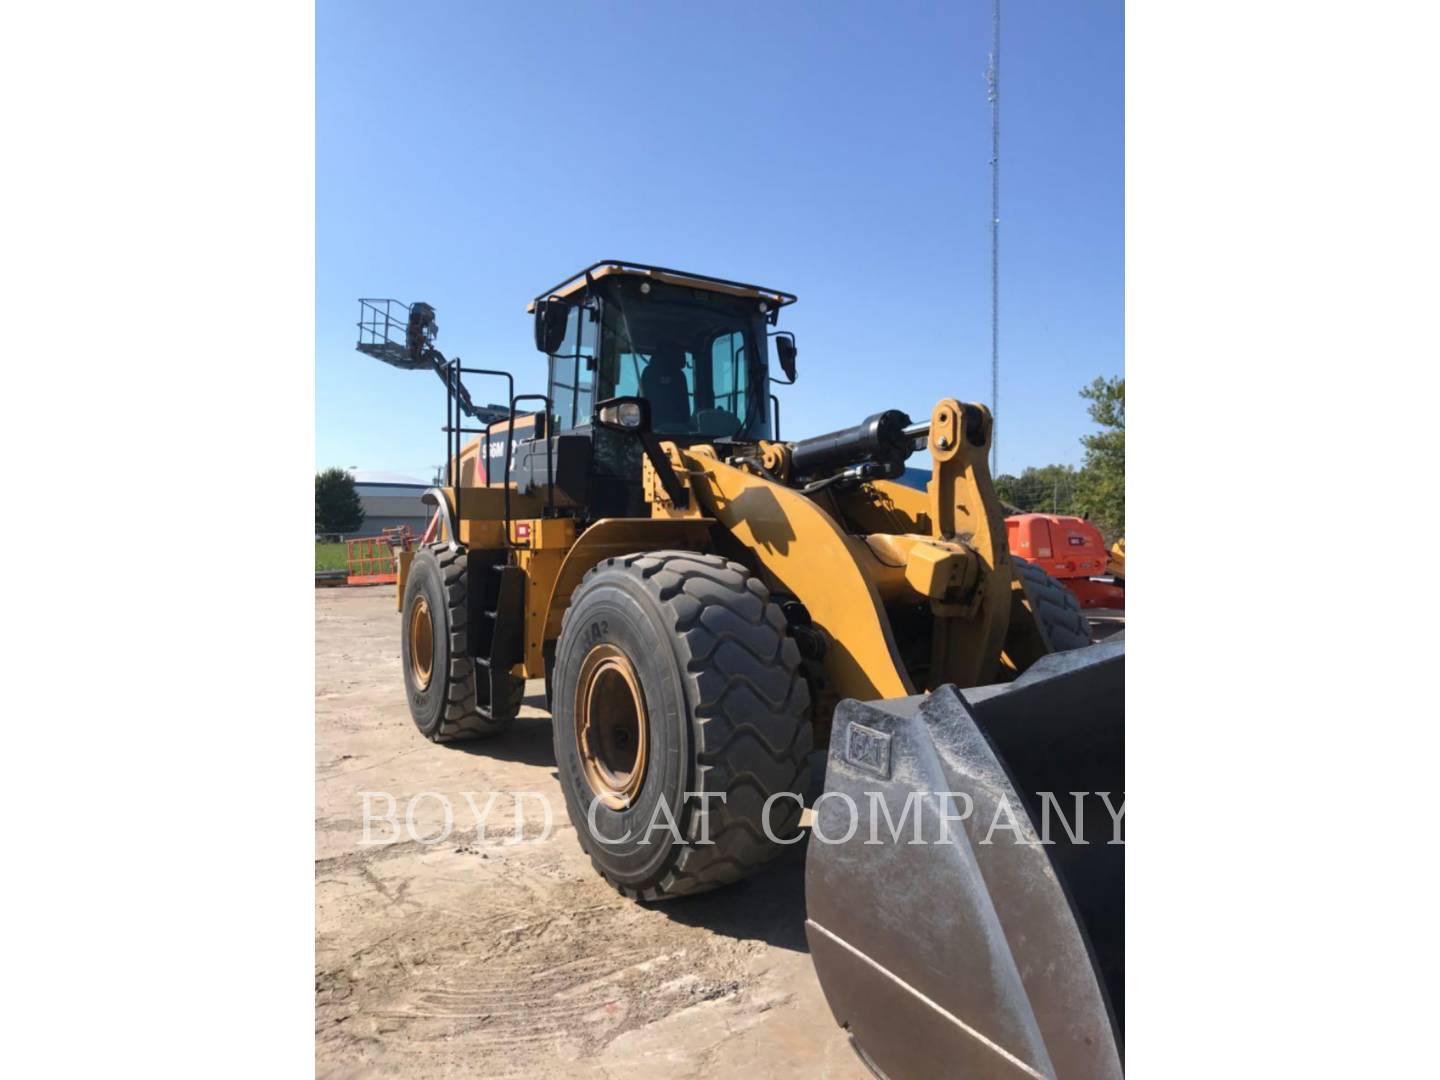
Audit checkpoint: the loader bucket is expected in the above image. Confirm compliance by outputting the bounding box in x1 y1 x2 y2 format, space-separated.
804 639 1124 1079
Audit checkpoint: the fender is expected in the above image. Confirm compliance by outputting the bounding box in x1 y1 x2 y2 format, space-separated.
420 487 459 549
541 517 718 643
396 488 458 610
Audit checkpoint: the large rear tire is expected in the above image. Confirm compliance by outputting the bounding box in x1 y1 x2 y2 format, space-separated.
400 543 517 742
552 551 812 901
1013 556 1094 653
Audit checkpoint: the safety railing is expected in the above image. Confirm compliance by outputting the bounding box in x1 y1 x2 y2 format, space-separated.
345 526 415 586
356 298 409 349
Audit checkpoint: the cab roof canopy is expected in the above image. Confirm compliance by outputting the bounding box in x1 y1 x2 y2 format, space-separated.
526 260 797 314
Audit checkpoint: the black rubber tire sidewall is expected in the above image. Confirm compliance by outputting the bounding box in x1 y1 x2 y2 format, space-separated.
552 570 693 890
400 549 450 739
1014 555 1094 652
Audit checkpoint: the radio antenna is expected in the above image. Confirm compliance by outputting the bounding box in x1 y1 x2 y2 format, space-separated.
986 0 1001 473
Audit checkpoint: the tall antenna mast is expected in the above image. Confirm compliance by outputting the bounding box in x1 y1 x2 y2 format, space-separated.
987 0 1001 473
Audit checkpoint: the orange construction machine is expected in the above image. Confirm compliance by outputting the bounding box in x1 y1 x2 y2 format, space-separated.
1006 513 1124 610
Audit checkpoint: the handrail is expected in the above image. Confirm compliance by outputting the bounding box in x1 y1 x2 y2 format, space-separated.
355 298 410 341
529 260 798 309
444 362 515 545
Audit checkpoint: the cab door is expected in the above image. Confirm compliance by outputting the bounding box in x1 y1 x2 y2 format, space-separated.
546 301 598 433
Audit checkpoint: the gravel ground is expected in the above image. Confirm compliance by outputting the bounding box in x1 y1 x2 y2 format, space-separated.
315 585 866 1079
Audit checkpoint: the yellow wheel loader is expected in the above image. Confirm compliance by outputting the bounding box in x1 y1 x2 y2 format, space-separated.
358 262 1124 1078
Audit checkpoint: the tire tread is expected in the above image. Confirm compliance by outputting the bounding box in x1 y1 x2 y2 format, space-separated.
422 543 518 742
1012 556 1094 652
560 550 812 900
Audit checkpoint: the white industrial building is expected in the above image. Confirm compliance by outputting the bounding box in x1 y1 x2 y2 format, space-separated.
344 469 434 539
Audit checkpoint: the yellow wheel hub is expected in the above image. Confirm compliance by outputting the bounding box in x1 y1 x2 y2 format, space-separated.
409 595 434 690
575 644 649 810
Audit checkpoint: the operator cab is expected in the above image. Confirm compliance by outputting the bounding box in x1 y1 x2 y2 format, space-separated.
530 262 797 444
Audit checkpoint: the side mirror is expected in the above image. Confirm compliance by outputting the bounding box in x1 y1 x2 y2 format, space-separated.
593 395 688 508
772 332 798 384
592 395 651 433
534 299 569 354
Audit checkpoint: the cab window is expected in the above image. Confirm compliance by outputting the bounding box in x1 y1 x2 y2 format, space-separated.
611 345 695 434
596 281 771 440
710 331 747 416
547 304 597 431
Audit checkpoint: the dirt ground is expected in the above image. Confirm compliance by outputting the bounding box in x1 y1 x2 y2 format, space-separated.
316 585 867 1079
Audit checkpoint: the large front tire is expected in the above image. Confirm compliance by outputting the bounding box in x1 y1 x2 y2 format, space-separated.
552 551 812 901
1013 556 1094 652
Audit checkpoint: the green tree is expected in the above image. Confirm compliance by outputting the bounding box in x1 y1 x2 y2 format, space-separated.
994 464 1082 515
315 468 365 535
1073 376 1124 538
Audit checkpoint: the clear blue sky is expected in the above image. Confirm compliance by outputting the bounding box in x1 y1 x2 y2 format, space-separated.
317 0 1122 481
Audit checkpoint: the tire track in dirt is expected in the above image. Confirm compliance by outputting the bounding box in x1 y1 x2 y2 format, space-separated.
316 587 863 1078
317 836 768 1073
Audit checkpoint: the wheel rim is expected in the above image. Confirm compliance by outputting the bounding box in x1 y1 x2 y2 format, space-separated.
409 595 434 690
575 643 648 810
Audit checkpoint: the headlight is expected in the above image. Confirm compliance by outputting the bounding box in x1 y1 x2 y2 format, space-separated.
599 401 644 428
